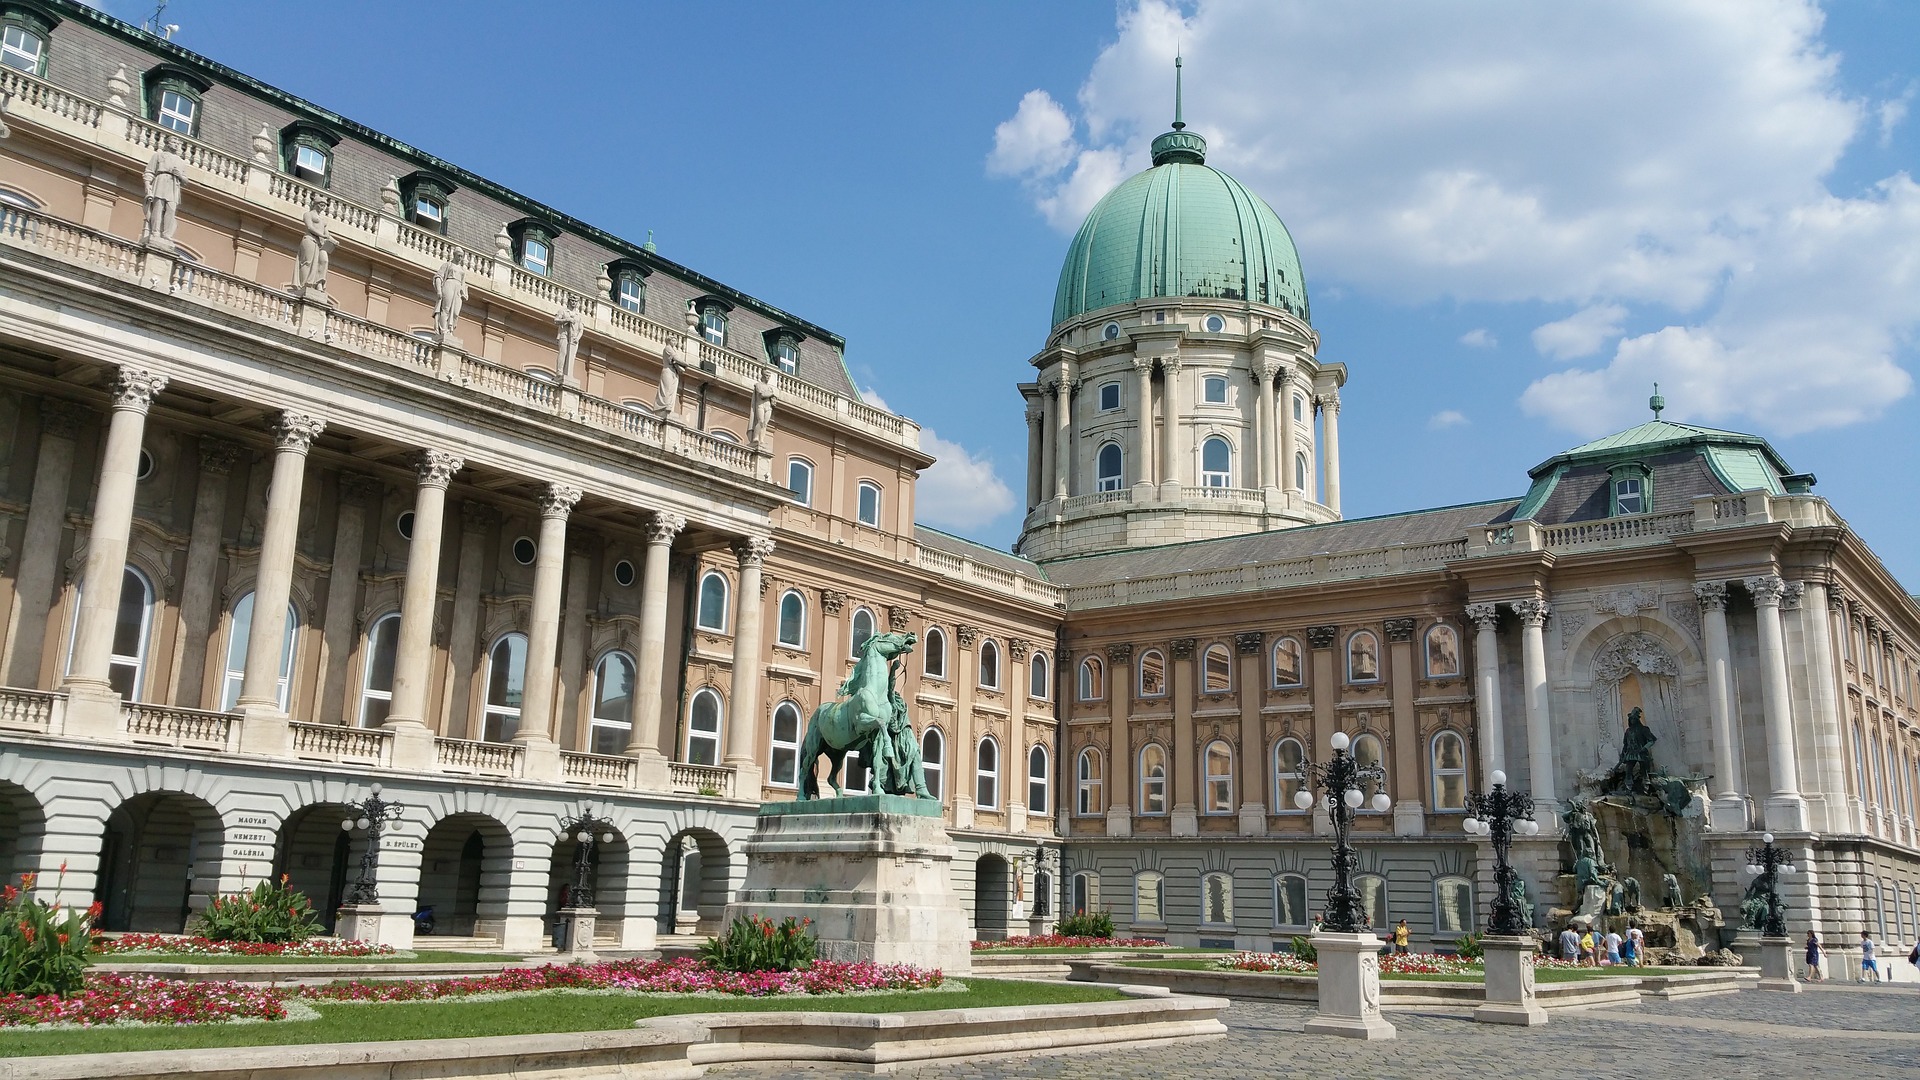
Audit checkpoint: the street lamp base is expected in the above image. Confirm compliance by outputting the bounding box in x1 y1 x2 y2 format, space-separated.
1475 935 1548 1025
1302 932 1397 1041
1756 935 1803 993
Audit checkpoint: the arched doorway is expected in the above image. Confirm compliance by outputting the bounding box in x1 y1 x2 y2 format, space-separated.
274 803 368 934
658 829 729 937
0 781 47 887
94 791 223 932
418 813 512 940
975 853 1011 940
544 825 630 949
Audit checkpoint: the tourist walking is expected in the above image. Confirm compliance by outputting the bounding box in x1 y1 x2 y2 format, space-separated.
1604 928 1623 966
1559 925 1580 962
1804 930 1822 980
1861 931 1879 983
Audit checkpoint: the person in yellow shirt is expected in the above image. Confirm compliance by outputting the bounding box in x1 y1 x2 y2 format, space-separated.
1580 930 1598 967
1393 919 1411 954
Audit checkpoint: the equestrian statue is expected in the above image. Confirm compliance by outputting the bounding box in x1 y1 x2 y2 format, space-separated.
798 630 936 800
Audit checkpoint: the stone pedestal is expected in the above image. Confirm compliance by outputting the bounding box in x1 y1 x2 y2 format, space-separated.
1302 931 1396 1040
335 903 414 949
1475 935 1548 1025
1756 935 1802 992
559 906 598 961
728 795 971 976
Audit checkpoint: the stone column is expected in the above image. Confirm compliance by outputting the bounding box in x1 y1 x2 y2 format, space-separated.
1510 598 1556 821
514 484 581 763
439 502 497 738
167 439 240 706
1158 358 1183 498
1169 637 1198 837
1465 603 1504 779
316 474 378 724
1105 643 1132 837
1051 367 1074 500
237 412 325 712
627 512 685 789
1024 401 1043 509
1795 578 1846 833
1747 574 1808 830
1695 581 1746 827
1319 392 1342 514
1254 362 1277 490
1235 631 1267 836
1007 638 1031 833
1385 618 1424 836
1132 357 1156 489
1820 585 1858 832
1277 370 1300 496
1039 392 1056 501
385 450 462 767
555 542 592 750
64 367 168 695
4 400 89 688
953 625 978 828
725 536 775 795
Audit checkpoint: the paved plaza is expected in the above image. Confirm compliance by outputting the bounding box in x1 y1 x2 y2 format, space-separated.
712 985 1920 1079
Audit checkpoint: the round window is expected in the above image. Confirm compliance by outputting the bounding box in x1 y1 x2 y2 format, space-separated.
136 449 154 480
613 559 637 587
397 511 415 540
513 536 537 565
1205 315 1226 333
1103 322 1121 341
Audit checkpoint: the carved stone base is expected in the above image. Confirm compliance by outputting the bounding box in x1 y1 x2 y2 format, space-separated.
1710 795 1750 831
1475 935 1548 1025
335 903 414 949
1764 795 1809 833
559 906 598 961
1302 932 1396 1040
1756 935 1802 992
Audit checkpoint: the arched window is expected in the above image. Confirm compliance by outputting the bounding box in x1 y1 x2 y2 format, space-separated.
1078 656 1105 701
75 566 156 700
1295 452 1309 492
976 736 1000 809
589 651 636 755
1203 643 1232 692
979 639 1001 689
481 632 529 742
1202 740 1235 814
1072 872 1097 916
0 14 49 76
358 612 400 726
786 458 814 505
921 727 945 799
1436 876 1474 934
686 688 722 765
1347 630 1381 683
923 626 948 678
1272 637 1304 687
696 572 729 632
1430 731 1468 811
1137 649 1166 697
1029 651 1050 699
1139 744 1168 815
856 480 882 526
1028 745 1050 811
1353 734 1386 809
1425 623 1462 678
1356 873 1388 929
1201 871 1233 926
1076 747 1104 816
1096 443 1124 491
1872 730 1887 809
769 701 802 787
1134 871 1164 924
220 591 297 711
1201 436 1232 487
849 607 876 657
1274 873 1309 929
1854 723 1869 799
776 590 806 648
1273 738 1307 812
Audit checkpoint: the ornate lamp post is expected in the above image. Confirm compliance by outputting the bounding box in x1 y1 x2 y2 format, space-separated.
1464 770 1540 935
1295 731 1396 1040
339 783 407 906
559 812 616 909
1744 832 1802 992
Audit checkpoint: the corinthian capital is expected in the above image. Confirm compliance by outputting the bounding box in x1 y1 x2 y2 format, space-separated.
1510 598 1551 626
1744 575 1788 607
644 512 687 546
1692 580 1728 610
197 437 243 475
413 449 464 488
1780 582 1804 610
734 535 776 568
110 366 169 411
538 483 583 519
1464 602 1499 630
1317 392 1341 416
272 411 327 453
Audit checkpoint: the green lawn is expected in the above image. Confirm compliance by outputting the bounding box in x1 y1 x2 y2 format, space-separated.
96 950 518 966
0 980 1124 1058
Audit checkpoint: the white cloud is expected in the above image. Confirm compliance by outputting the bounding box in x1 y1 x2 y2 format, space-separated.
1458 328 1497 348
991 0 1917 437
988 90 1078 179
1879 85 1915 147
1531 303 1628 361
863 388 1017 532
1428 409 1470 429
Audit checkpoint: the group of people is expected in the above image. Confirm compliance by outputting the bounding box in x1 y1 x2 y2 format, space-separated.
1557 922 1645 966
1804 930 1920 983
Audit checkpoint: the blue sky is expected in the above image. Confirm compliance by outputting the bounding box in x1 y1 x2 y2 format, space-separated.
107 1 1920 583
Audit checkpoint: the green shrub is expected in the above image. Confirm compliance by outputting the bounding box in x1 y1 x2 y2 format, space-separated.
1455 933 1484 960
1291 934 1317 963
698 914 817 973
191 875 322 944
0 868 97 997
1055 909 1115 939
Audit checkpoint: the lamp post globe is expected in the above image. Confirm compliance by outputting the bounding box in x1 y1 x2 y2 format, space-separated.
1296 732 1389 934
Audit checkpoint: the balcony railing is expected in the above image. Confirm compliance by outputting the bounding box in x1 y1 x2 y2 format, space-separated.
0 688 61 733
123 703 237 751
560 751 637 788
290 722 392 766
669 762 736 798
435 737 524 777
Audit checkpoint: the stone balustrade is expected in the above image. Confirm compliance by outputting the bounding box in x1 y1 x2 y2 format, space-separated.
560 750 638 788
434 737 525 777
669 761 737 798
0 688 61 733
289 721 393 766
122 703 238 752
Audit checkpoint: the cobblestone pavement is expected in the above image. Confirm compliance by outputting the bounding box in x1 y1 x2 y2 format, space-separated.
709 985 1920 1079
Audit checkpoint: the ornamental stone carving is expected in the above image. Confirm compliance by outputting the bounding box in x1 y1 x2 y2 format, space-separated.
1693 580 1729 610
1306 625 1338 650
1665 600 1701 642
537 483 583 519
1829 582 1849 611
141 137 186 251
414 449 463 488
271 411 327 454
1744 575 1789 607
820 589 847 616
336 473 382 502
1235 631 1265 655
459 500 502 530
1465 602 1499 631
734 536 776 568
748 370 777 448
887 605 913 632
1007 638 1030 661
1104 641 1132 661
656 345 685 416
553 299 585 386
1781 582 1805 611
1169 637 1196 660
1383 617 1416 643
956 624 979 649
195 438 244 477
110 367 169 412
294 196 337 305
1511 598 1551 626
38 398 92 439
433 252 468 346
1318 393 1341 416
644 512 686 545
1598 588 1659 617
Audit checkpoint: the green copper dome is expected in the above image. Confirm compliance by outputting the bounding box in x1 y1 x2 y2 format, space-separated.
1051 145 1309 328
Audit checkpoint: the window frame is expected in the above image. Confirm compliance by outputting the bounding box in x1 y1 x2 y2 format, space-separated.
1201 436 1232 487
1078 656 1105 701
1138 743 1168 816
1609 462 1652 516
685 687 723 766
613 266 648 314
1272 737 1308 813
1096 442 1124 491
1347 630 1382 684
776 590 806 649
921 726 945 800
398 171 456 234
219 591 297 712
769 700 803 787
1203 739 1235 815
357 612 401 727
1430 730 1468 812
1136 648 1167 698
1071 872 1096 917
1029 651 1051 700
480 631 530 742
75 565 156 701
1097 381 1122 411
0 22 45 77
589 649 637 755
856 480 882 527
923 626 948 679
1028 744 1050 812
786 458 815 506
1352 733 1387 811
1134 870 1165 925
1424 622 1462 678
1274 873 1310 930
978 639 1001 689
976 735 1000 809
695 571 730 633
1294 451 1309 492
849 607 876 658
1355 873 1388 930
279 121 340 188
1272 637 1304 688
1202 642 1232 692
1075 747 1104 816
1435 875 1474 935
1201 871 1234 927
1201 374 1229 404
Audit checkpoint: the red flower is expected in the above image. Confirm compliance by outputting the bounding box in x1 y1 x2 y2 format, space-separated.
57 932 69 945
2 885 16 903
86 900 103 920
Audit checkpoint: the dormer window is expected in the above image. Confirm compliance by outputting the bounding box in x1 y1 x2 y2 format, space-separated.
398 171 457 234
1610 463 1652 516
0 4 54 77
280 121 341 188
606 258 650 314
508 219 559 276
414 197 444 227
693 296 733 347
144 66 210 138
763 328 804 374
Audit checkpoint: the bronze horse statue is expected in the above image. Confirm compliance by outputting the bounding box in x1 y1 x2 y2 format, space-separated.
798 630 930 799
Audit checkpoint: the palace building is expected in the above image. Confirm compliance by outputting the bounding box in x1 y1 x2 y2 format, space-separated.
1 3 1917 961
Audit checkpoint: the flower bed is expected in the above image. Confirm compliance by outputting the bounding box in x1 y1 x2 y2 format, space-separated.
971 935 1169 951
301 957 943 1002
0 973 286 1028
1218 951 1317 974
94 934 396 958
1220 950 1584 976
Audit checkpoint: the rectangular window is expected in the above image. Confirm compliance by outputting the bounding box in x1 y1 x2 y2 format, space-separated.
617 276 644 313
521 238 551 276
775 342 799 374
1098 382 1121 411
0 26 42 72
702 312 726 345
1615 476 1645 514
157 89 196 135
414 198 444 225
294 144 329 179
857 483 881 526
